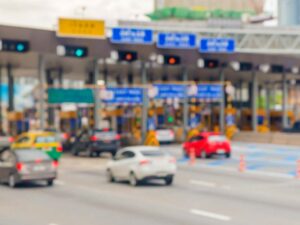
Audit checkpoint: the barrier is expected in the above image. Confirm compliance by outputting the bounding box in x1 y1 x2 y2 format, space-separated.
239 154 246 172
189 148 196 166
144 131 160 146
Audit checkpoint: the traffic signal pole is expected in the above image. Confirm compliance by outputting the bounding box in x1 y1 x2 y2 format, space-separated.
252 69 258 132
282 71 288 128
219 68 225 134
141 62 148 144
38 54 46 130
182 67 189 141
93 58 101 130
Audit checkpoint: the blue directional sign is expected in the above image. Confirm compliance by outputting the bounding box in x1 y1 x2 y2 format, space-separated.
189 84 223 100
111 28 153 45
199 38 235 53
102 87 143 104
157 33 196 49
150 84 186 99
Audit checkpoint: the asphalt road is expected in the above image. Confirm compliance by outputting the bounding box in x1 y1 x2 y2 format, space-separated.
0 143 300 225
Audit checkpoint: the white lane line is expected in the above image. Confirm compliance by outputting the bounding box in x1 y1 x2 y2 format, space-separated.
49 223 59 225
190 209 231 221
54 180 65 186
190 179 216 188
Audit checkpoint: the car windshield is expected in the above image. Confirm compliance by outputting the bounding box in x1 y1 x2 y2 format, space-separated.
35 136 57 143
15 150 50 162
208 135 227 142
141 151 165 157
94 130 116 138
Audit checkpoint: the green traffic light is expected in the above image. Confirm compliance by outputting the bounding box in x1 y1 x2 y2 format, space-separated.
167 116 174 123
16 43 25 52
75 49 84 57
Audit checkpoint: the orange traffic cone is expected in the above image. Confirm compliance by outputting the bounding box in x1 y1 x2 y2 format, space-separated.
189 148 196 166
296 160 300 179
239 154 246 172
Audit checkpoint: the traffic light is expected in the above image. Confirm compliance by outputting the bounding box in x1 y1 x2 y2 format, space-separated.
204 59 219 69
0 39 29 53
164 55 181 65
56 45 88 58
118 51 138 62
271 65 284 73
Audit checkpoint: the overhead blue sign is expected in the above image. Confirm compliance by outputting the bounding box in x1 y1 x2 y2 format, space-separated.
101 87 143 104
188 84 223 100
157 33 196 49
111 28 153 45
199 38 235 53
149 84 186 99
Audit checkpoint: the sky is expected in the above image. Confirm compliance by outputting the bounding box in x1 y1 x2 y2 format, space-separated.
0 0 277 29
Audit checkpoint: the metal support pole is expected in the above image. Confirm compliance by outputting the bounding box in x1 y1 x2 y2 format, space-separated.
238 80 243 128
93 59 101 130
252 70 258 132
7 64 14 112
282 72 288 128
0 66 2 131
141 62 148 143
265 82 271 127
182 67 189 141
38 55 46 130
219 68 225 134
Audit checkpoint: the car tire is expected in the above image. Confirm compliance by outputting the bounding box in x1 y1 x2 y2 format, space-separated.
47 180 54 186
106 170 115 183
165 176 173 186
129 172 139 187
225 152 231 158
8 174 16 188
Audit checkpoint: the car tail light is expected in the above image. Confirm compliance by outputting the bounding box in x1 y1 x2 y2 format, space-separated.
57 145 63 152
52 161 59 168
62 133 69 140
115 134 121 140
139 159 151 165
35 159 42 164
169 157 176 164
16 162 23 171
8 137 14 143
90 135 98 141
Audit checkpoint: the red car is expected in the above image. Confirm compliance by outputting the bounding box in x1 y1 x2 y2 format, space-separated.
183 132 231 158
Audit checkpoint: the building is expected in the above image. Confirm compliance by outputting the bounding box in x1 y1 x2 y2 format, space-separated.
278 0 300 26
155 0 264 12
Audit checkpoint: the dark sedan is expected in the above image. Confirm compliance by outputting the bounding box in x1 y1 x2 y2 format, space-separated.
0 149 58 188
71 129 121 157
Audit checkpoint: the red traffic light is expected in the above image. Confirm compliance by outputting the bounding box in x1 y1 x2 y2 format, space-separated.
125 53 133 61
168 57 176 65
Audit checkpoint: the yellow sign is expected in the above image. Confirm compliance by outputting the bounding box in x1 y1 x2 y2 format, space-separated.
57 18 105 39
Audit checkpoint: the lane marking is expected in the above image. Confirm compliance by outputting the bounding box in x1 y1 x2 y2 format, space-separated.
190 209 231 221
49 223 59 225
190 179 216 188
54 180 65 186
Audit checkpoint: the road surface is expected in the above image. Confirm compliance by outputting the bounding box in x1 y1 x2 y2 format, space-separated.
0 142 299 225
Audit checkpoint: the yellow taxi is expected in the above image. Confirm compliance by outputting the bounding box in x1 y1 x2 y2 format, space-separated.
11 131 63 160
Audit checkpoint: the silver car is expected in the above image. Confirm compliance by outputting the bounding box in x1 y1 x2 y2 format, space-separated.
0 149 58 188
106 146 177 186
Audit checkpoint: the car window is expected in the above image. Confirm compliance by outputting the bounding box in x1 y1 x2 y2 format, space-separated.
35 136 57 143
208 135 227 142
141 151 165 157
15 150 50 162
115 151 135 160
80 132 89 142
16 136 30 144
189 136 203 142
